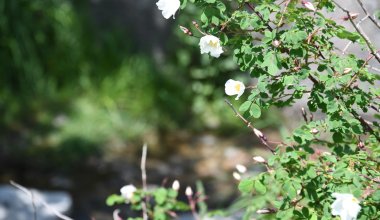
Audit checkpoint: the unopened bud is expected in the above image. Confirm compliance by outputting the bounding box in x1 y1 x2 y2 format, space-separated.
272 40 280 47
343 13 359 21
232 172 241 180
235 164 247 173
358 141 365 149
185 186 193 196
322 151 331 156
310 128 319 134
179 26 192 36
343 68 352 74
253 128 264 138
257 209 273 214
172 180 180 191
192 21 199 28
253 156 266 163
302 1 316 11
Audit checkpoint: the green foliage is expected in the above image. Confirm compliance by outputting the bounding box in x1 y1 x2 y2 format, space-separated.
107 187 190 220
180 0 380 219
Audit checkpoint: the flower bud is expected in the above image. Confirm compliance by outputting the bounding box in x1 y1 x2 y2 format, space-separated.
172 180 180 191
256 209 272 214
310 128 319 134
253 128 264 138
235 164 247 173
357 141 365 149
322 151 331 156
253 156 266 163
343 68 352 74
343 13 359 21
185 186 193 196
232 172 241 180
302 1 316 11
272 40 280 47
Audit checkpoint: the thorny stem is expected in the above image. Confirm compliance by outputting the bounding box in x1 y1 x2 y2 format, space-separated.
224 99 276 154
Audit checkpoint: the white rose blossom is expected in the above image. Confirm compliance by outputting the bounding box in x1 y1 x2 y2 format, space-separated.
156 0 180 19
331 193 361 220
225 79 245 100
199 35 223 58
120 184 137 201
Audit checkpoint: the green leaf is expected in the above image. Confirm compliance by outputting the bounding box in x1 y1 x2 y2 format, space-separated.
106 194 125 206
307 167 317 179
239 101 251 112
238 179 254 193
262 51 281 75
250 103 261 118
154 188 168 205
254 180 267 194
336 29 361 41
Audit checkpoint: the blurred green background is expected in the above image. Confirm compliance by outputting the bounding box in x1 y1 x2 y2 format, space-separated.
0 0 283 219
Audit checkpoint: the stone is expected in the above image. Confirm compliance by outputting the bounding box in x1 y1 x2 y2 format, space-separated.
0 185 72 220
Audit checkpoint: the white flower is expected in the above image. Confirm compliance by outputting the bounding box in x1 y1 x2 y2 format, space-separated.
120 184 137 201
331 193 361 220
232 172 241 180
156 0 180 19
235 164 247 173
253 156 266 163
225 79 245 100
172 180 180 191
302 1 316 11
199 35 223 58
185 186 193 196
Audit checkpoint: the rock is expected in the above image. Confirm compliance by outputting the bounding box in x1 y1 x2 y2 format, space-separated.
0 185 72 220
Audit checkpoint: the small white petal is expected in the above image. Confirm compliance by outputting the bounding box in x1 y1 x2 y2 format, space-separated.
156 0 180 19
235 164 247 173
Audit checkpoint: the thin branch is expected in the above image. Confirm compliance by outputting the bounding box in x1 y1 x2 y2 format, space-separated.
356 0 380 30
245 3 274 31
342 15 369 54
140 144 148 220
277 0 291 27
333 0 380 64
10 181 73 220
224 99 276 154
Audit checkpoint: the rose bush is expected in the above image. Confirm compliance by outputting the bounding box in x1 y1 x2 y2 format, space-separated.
108 0 380 219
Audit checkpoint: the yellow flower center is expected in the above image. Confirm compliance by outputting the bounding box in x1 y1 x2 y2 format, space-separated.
208 40 218 48
352 198 358 203
235 83 241 92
